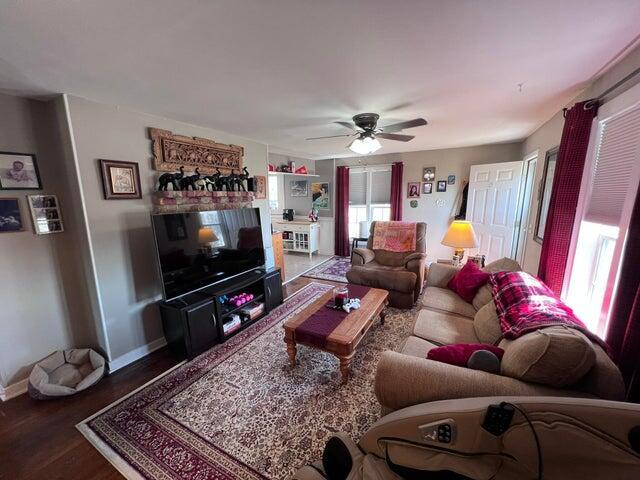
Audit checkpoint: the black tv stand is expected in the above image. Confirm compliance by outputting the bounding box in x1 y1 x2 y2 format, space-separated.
159 267 283 359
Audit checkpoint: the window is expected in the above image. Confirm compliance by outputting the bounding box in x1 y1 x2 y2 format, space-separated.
268 174 279 211
348 166 391 238
565 84 640 335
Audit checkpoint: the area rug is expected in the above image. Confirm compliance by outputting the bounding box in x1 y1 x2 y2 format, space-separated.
78 282 419 480
302 256 351 283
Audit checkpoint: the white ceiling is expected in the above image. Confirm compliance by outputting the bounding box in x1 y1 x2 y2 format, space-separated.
1 0 639 159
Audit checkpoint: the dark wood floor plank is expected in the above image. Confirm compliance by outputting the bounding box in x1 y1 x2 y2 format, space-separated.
0 276 330 479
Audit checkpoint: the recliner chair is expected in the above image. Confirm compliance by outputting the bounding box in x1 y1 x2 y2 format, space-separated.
346 222 427 309
292 396 640 479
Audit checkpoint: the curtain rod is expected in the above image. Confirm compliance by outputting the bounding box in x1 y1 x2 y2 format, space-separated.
583 65 640 110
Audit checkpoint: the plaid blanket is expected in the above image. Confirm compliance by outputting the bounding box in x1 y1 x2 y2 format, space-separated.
489 271 608 349
372 221 417 252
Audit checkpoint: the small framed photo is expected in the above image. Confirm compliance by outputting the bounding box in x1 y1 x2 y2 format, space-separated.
252 175 267 199
311 182 330 210
422 182 433 194
407 182 421 198
0 152 42 190
448 175 456 185
437 180 447 192
99 160 142 200
0 197 25 233
289 180 308 197
27 195 64 234
423 167 436 182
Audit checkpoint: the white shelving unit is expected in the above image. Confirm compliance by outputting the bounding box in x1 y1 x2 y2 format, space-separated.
268 171 320 177
273 221 320 259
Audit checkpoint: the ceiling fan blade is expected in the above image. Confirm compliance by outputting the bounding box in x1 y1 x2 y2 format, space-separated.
306 133 355 140
334 121 359 131
377 132 415 142
380 118 427 133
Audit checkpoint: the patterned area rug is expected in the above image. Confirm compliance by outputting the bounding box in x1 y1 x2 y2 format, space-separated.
302 256 351 283
78 282 418 480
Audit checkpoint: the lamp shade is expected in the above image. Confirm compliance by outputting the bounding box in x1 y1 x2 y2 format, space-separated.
198 227 218 244
441 221 478 248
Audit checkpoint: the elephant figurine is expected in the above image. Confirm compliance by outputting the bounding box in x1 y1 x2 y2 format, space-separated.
179 168 201 191
234 167 249 192
157 166 184 191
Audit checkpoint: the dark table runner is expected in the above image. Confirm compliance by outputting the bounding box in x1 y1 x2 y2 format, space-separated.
294 284 371 348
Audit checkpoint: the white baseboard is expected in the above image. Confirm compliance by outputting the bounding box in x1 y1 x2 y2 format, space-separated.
0 378 29 401
107 337 167 373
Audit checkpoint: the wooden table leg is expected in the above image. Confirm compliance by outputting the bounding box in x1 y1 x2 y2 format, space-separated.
285 338 297 367
380 306 387 325
339 355 353 383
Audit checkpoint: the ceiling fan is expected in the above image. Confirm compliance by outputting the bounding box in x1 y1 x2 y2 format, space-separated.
306 113 428 154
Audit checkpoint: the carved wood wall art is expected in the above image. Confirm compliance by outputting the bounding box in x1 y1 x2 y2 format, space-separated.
149 128 244 174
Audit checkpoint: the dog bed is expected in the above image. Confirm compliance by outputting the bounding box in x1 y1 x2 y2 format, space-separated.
28 349 105 399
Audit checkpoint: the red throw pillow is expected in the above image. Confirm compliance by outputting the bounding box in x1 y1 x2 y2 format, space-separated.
427 343 504 367
447 261 490 302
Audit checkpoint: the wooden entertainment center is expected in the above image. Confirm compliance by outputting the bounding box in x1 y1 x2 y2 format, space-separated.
159 268 283 359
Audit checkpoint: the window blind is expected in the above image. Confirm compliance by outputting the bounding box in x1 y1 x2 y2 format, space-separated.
371 170 391 204
349 171 367 205
585 105 640 226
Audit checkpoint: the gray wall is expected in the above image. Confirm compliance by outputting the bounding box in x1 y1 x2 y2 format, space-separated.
520 43 640 273
66 95 270 362
0 94 96 387
320 142 523 260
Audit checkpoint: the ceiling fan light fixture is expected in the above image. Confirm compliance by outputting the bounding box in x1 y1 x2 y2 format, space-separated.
348 135 381 155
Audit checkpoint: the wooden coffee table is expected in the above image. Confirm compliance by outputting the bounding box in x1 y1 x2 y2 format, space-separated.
283 286 389 382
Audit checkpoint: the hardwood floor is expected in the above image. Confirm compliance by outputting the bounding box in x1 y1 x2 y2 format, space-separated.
0 275 339 480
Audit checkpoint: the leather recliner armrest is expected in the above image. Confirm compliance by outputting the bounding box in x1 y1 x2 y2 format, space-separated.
404 253 427 299
351 248 375 266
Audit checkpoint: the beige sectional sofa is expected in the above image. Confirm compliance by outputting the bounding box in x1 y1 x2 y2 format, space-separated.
375 258 626 412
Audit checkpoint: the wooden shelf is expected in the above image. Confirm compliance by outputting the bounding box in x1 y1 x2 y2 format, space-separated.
268 171 320 177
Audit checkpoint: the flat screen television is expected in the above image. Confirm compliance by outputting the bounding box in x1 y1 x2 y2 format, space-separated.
151 208 265 301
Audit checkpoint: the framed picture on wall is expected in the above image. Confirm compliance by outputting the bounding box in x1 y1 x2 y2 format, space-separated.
252 175 267 199
407 182 421 198
27 194 64 234
0 197 25 233
0 152 42 190
311 182 330 210
289 180 308 197
422 182 432 194
422 167 436 182
99 159 142 200
436 180 447 192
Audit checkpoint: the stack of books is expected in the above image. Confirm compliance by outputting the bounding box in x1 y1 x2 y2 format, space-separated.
240 302 265 321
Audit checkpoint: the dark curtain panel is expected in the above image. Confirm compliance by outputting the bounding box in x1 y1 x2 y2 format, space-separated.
334 166 350 256
538 100 597 294
606 187 640 402
390 161 404 221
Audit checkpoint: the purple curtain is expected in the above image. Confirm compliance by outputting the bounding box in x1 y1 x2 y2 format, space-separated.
335 166 350 256
390 161 404 221
538 101 597 294
606 187 640 402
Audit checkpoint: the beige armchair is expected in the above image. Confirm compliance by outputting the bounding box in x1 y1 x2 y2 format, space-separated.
346 222 427 308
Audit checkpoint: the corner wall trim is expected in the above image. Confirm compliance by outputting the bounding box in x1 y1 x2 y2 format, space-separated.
0 378 29 402
107 337 167 373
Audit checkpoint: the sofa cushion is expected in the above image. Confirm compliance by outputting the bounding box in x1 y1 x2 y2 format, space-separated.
401 335 438 358
447 261 490 302
569 343 626 400
473 301 502 345
422 286 477 318
500 326 596 387
472 284 493 311
426 262 460 288
346 264 417 293
427 343 504 367
483 257 521 273
413 309 479 345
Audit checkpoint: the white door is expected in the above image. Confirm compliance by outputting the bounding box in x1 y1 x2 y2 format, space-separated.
514 154 538 266
467 161 524 263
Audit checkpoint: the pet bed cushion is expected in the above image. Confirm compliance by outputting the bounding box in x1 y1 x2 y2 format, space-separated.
28 349 105 399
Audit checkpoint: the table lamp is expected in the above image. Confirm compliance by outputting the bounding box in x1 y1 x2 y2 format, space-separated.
441 220 478 266
198 227 218 255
